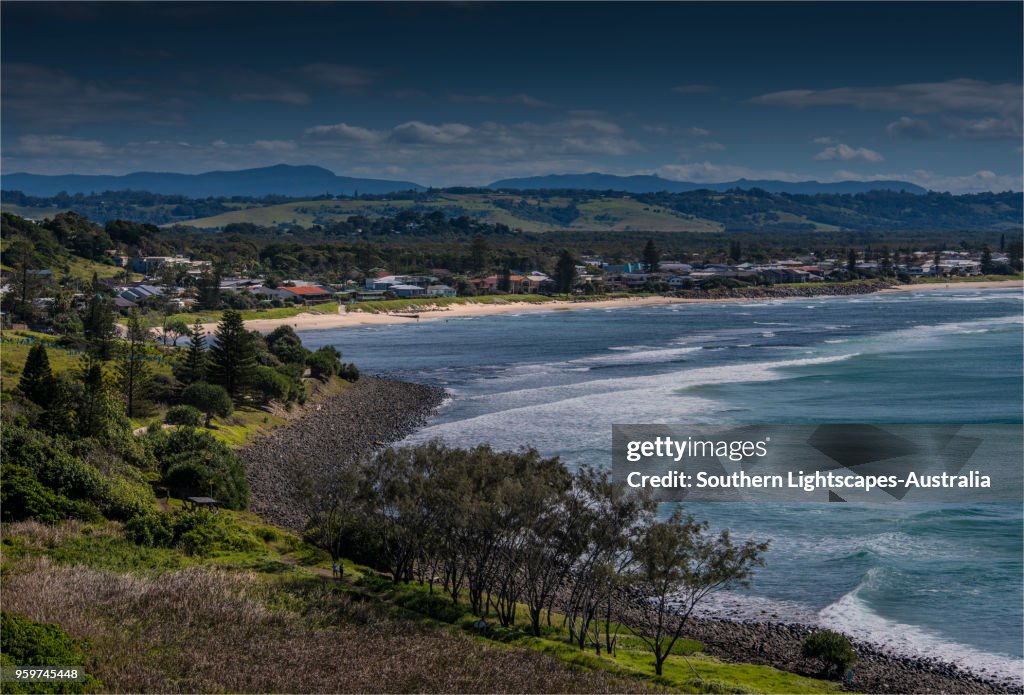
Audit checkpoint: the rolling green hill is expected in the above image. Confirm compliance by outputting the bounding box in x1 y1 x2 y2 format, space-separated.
177 193 727 233
6 188 1021 234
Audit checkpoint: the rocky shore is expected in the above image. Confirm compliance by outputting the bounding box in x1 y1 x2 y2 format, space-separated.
239 376 446 529
686 616 1021 694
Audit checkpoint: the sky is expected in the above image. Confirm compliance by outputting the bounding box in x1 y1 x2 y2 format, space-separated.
2 2 1022 192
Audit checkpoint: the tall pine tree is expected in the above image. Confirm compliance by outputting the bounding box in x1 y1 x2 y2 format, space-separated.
210 310 257 400
82 273 116 360
19 343 55 407
643 239 661 272
176 319 209 385
554 250 577 294
116 310 153 417
76 355 122 440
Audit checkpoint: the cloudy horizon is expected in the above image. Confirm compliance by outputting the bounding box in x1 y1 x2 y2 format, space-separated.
2 2 1021 193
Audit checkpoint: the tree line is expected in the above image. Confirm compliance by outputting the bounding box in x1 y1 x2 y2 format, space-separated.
296 441 769 676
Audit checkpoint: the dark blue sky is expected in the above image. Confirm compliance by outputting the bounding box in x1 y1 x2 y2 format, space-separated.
2 2 1021 191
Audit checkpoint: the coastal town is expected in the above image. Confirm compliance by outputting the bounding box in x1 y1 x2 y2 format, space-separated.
3 240 1018 329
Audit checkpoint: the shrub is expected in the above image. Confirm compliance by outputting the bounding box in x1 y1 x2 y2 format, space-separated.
145 427 249 510
252 365 293 404
307 347 341 379
123 511 175 548
801 629 858 677
164 405 203 428
2 426 105 501
338 363 360 382
0 464 101 524
172 510 262 556
99 476 155 521
266 325 309 364
393 590 467 624
124 510 262 556
180 382 233 426
0 612 101 693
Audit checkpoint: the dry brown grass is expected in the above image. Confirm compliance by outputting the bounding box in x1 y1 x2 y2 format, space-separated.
3 520 120 549
3 558 655 693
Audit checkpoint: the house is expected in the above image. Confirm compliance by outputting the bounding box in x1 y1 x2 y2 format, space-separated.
521 272 555 294
390 284 427 298
277 285 335 304
117 284 165 303
470 274 527 294
424 284 457 298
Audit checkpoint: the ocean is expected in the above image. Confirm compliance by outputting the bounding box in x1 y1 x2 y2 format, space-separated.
299 286 1024 683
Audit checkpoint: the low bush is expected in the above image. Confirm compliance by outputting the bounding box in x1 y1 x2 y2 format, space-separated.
164 405 203 428
98 476 155 521
0 612 101 694
0 465 101 525
801 629 858 677
124 510 262 557
393 589 467 624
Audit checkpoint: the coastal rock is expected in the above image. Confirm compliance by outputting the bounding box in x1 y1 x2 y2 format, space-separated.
239 376 446 530
684 616 1020 694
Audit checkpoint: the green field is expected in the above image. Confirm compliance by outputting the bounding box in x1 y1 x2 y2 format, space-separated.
178 193 725 233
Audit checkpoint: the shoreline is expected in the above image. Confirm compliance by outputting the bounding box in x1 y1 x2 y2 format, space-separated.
219 279 1022 334
687 616 1020 694
239 375 1022 694
239 376 447 530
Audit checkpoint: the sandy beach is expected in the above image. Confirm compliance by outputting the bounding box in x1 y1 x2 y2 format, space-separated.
211 279 1022 334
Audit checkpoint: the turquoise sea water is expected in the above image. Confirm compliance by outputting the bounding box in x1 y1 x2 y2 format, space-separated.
300 287 1023 682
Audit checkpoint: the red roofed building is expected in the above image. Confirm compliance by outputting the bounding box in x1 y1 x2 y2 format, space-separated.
279 285 334 303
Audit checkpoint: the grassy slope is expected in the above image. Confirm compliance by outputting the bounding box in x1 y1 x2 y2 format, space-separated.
1 516 840 694
177 194 725 233
0 329 349 448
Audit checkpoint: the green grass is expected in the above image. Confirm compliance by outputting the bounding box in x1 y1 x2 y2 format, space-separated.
348 294 555 313
911 273 1023 284
1 331 177 395
163 302 341 326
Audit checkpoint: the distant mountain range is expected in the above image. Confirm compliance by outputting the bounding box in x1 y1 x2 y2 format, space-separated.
2 164 933 199
487 172 929 195
1 164 425 198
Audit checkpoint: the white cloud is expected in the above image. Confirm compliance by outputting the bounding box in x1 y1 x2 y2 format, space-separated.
390 121 473 145
12 134 112 158
885 117 934 140
304 122 382 144
834 168 1022 194
752 79 1022 117
943 116 1021 140
812 136 834 144
450 93 552 108
688 126 711 136
814 143 884 162
654 162 808 183
697 141 726 152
